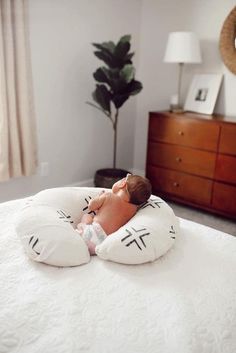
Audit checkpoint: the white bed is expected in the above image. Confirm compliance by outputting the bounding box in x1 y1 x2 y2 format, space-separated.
0 197 236 353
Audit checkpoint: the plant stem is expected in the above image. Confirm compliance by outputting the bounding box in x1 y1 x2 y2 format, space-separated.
113 109 119 169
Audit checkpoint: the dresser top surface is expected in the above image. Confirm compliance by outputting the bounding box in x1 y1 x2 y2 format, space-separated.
150 111 236 124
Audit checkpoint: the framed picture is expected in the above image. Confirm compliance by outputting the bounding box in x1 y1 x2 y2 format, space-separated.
184 74 223 115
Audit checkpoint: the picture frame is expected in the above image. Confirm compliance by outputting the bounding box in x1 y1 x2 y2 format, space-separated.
184 74 223 115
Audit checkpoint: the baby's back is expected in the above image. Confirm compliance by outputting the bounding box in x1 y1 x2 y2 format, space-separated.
94 193 136 235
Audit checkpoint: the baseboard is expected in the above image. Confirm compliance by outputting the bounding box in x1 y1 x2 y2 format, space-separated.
68 178 94 187
67 170 145 188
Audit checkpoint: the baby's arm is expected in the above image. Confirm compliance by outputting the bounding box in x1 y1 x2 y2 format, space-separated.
88 193 106 212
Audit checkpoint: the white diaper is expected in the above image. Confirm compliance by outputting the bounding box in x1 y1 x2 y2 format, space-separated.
77 222 107 255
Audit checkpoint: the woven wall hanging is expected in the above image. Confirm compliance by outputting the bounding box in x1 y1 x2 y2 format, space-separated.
219 6 236 75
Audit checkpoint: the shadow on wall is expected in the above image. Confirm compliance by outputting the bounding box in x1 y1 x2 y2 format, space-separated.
183 39 225 113
200 39 222 69
201 39 225 114
215 76 225 114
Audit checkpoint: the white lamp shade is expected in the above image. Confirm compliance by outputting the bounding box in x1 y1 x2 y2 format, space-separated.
164 32 202 63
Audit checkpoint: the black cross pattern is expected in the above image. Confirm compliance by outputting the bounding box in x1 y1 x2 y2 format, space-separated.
140 198 163 210
57 210 74 224
121 226 150 251
28 235 40 255
169 225 176 239
82 196 96 216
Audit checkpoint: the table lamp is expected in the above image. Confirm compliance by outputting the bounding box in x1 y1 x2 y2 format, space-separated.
164 31 202 112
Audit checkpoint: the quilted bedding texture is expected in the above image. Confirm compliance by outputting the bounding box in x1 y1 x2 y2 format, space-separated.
0 198 236 353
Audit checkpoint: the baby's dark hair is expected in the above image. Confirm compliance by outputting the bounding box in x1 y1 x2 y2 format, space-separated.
126 175 152 205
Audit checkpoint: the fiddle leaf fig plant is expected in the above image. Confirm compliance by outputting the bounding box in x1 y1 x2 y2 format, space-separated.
87 35 143 168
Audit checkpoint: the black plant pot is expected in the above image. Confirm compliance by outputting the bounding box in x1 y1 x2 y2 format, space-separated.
94 168 130 188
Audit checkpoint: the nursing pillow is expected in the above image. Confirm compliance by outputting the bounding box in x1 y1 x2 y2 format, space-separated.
15 187 100 267
15 187 179 266
96 197 179 264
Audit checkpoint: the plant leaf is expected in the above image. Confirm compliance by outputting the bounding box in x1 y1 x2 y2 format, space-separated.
125 52 134 62
112 94 130 109
94 50 118 68
119 35 131 43
92 84 112 113
114 41 130 63
93 67 111 84
126 80 143 95
93 36 133 69
120 64 135 83
113 35 133 68
112 79 143 108
92 41 115 54
90 35 142 113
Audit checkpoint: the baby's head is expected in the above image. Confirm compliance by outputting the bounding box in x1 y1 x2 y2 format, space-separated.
125 174 152 205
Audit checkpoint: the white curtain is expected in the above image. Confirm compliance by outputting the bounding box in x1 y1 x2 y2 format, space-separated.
0 0 37 181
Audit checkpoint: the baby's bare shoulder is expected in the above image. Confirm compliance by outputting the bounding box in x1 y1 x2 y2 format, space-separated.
102 191 113 202
103 192 121 206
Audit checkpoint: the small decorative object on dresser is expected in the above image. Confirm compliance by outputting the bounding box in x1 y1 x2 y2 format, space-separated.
146 111 236 219
184 74 223 115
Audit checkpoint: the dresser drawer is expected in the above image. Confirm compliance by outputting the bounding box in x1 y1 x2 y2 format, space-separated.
149 113 219 151
218 124 236 155
212 182 236 216
215 154 236 184
147 142 216 178
147 166 213 205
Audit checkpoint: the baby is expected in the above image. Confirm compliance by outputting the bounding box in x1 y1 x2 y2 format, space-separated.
77 174 152 254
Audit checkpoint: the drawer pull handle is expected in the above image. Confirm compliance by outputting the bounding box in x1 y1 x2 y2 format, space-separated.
178 131 184 136
176 157 182 162
173 182 179 187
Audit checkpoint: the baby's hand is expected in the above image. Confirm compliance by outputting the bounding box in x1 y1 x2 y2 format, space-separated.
99 190 105 196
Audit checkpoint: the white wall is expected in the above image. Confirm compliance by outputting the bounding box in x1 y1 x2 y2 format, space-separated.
0 0 142 202
133 0 236 174
1 0 236 202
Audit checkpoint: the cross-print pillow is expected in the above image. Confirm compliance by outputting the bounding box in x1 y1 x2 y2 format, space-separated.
96 197 179 264
15 187 179 267
15 187 101 267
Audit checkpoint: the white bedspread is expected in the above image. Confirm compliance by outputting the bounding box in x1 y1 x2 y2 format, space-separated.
0 198 236 353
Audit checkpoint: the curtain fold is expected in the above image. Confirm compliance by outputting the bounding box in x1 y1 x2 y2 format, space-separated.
0 0 37 182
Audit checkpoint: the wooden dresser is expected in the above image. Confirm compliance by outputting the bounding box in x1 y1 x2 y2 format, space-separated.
146 111 236 219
